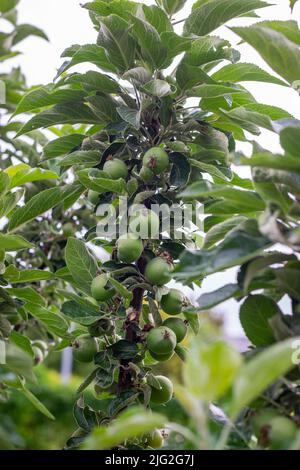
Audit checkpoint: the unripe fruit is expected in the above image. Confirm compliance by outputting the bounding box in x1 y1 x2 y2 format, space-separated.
149 375 173 404
91 274 115 302
62 222 75 237
33 346 44 365
117 233 143 264
168 141 188 153
252 409 278 436
88 190 99 205
268 416 297 450
139 166 154 183
147 326 177 355
73 334 98 363
32 340 48 354
163 318 187 343
149 350 174 362
143 147 169 175
144 429 164 449
127 177 138 195
88 318 114 337
103 159 128 180
145 258 172 286
129 207 160 239
161 289 183 315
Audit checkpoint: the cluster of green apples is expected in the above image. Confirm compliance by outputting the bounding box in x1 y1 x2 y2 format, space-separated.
87 146 170 205
139 147 170 183
71 147 189 450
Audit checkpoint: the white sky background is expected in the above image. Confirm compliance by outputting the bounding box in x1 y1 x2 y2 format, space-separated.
3 0 300 338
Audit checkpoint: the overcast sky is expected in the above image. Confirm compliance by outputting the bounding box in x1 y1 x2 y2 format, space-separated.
2 0 300 338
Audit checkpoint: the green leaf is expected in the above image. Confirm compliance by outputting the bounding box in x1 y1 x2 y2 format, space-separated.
97 14 136 72
12 24 48 45
24 303 68 337
6 287 45 306
243 253 296 293
95 368 114 389
59 150 101 167
257 20 300 46
229 337 300 417
175 221 269 281
4 266 55 283
204 216 247 248
254 180 291 213
116 106 140 129
280 126 300 158
14 86 85 116
83 0 137 18
176 63 214 90
0 171 10 197
109 278 133 301
183 309 200 335
18 378 55 420
83 406 165 450
77 168 127 195
197 284 241 310
290 0 299 12
190 159 230 182
160 32 193 58
142 4 172 34
141 79 174 97
57 44 117 77
183 338 242 401
188 84 244 98
275 268 300 301
212 63 288 87
9 167 58 189
65 238 98 295
220 106 276 134
161 0 187 15
16 102 99 137
0 189 24 219
131 15 167 69
241 152 300 174
123 66 151 85
170 152 191 187
61 300 102 326
8 186 73 231
184 0 269 36
180 180 265 212
110 340 138 360
87 94 119 122
42 134 85 159
239 295 277 347
2 342 36 383
63 71 120 93
183 36 238 68
0 0 19 14
231 25 300 84
0 233 33 251
10 331 35 358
